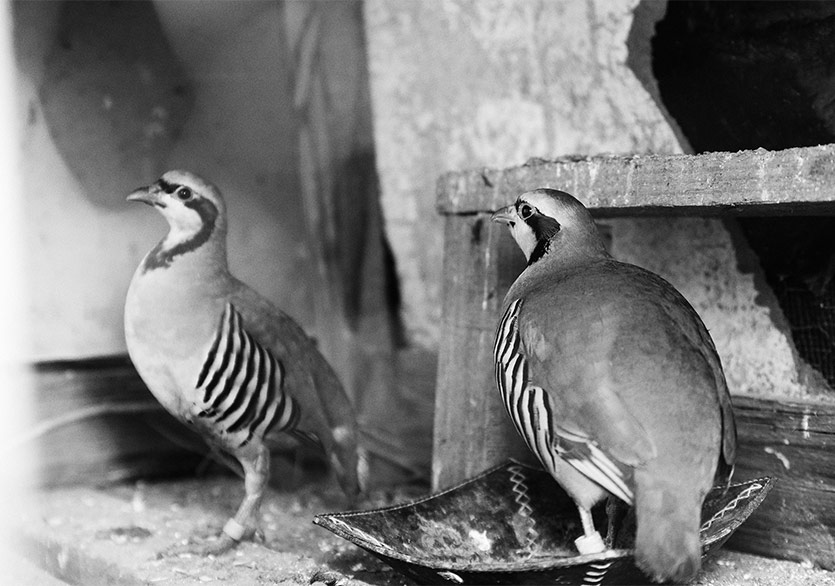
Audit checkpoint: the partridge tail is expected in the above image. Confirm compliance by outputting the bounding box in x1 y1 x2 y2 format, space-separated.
310 362 365 501
634 475 702 584
326 424 365 502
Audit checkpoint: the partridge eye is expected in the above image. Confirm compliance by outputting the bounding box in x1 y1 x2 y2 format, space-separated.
518 203 534 219
176 187 192 200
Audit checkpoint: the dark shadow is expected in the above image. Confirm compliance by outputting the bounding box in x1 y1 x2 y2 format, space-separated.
647 0 835 392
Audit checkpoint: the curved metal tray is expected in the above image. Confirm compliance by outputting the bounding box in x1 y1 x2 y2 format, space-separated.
314 460 772 585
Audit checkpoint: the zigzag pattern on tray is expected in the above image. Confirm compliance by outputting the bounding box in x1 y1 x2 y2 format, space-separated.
700 483 763 533
508 464 540 550
327 517 396 553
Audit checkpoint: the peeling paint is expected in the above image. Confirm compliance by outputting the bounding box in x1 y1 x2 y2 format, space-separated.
764 446 791 470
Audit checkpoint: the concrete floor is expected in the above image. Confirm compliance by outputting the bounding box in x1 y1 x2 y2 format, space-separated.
15 474 835 585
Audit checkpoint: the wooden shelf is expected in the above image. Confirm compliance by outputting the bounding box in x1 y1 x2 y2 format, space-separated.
437 144 835 216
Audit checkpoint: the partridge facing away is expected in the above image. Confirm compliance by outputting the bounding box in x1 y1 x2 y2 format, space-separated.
491 189 736 583
124 170 363 556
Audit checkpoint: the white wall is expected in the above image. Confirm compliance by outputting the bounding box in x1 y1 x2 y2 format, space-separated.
17 1 317 360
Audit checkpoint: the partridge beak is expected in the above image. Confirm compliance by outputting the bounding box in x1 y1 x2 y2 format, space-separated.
127 184 165 208
491 204 516 226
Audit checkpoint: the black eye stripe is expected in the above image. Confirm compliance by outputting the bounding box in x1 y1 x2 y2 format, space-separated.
527 213 561 266
156 178 178 194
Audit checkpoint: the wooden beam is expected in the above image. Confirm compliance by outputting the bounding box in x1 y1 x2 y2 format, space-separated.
437 144 835 216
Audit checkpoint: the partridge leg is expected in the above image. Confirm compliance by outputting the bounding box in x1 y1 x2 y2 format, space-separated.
208 444 270 555
574 506 606 555
160 445 270 557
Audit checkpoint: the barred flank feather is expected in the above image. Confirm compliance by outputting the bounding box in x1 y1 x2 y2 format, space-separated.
493 299 634 505
196 303 299 448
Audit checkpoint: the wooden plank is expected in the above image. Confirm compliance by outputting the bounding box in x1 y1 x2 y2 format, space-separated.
728 396 835 569
437 144 835 216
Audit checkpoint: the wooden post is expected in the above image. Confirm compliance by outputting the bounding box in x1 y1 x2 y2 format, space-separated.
432 212 531 490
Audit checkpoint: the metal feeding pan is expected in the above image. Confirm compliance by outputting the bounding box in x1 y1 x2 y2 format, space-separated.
314 460 772 585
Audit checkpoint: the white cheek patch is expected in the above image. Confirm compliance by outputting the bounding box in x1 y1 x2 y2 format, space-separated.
164 207 205 244
510 222 538 261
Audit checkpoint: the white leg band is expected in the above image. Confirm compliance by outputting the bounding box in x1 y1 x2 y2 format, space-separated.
575 531 606 555
223 518 247 541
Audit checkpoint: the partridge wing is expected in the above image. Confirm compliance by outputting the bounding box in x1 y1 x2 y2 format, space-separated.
228 283 362 496
496 298 656 505
194 302 303 450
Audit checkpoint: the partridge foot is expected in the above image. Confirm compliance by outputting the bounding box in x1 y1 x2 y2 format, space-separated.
157 524 261 558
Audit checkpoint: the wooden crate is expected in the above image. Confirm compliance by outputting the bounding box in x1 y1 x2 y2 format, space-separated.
29 356 208 487
433 144 835 569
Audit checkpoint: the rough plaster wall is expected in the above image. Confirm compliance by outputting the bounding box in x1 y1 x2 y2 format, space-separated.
19 1 317 360
365 0 809 399
365 0 680 348
606 217 809 399
17 2 163 359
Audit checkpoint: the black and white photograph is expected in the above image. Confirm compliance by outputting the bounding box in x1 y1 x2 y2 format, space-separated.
1 2 834 585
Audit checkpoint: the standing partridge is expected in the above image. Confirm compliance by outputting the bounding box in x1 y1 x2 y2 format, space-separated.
124 170 363 555
491 189 736 583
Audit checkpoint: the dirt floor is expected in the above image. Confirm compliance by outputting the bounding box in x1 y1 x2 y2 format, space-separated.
19 473 417 586
15 473 835 585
